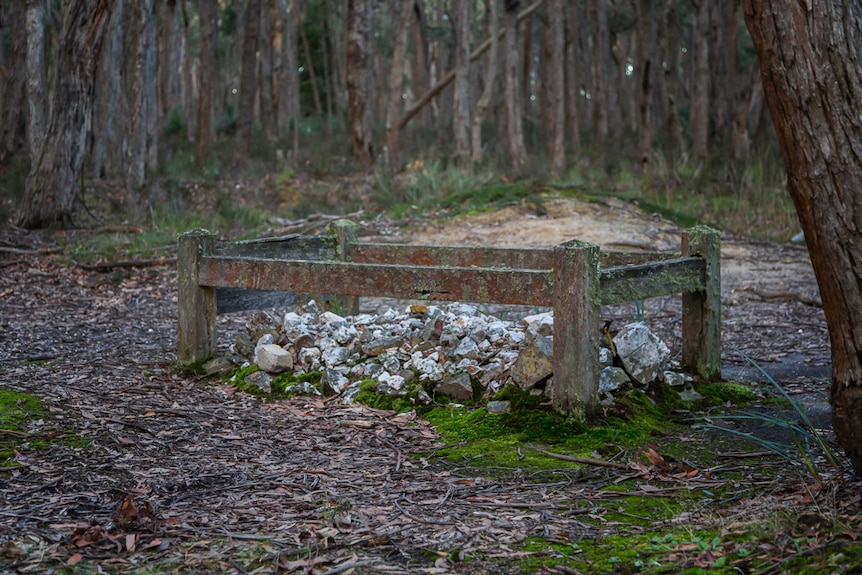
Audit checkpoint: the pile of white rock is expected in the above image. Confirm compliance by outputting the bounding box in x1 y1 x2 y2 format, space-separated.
212 300 696 408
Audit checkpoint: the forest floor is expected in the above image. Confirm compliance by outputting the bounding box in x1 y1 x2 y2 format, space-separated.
1 193 861 574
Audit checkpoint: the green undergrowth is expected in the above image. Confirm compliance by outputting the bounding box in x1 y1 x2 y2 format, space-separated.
0 388 46 465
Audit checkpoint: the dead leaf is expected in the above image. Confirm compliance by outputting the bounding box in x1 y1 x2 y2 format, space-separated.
125 533 137 552
67 553 83 566
643 446 668 469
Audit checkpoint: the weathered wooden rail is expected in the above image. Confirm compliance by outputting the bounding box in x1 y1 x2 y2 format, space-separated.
177 221 720 419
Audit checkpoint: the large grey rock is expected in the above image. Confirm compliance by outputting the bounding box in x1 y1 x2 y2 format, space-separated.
362 336 403 357
416 356 444 381
510 335 554 389
435 372 474 401
323 345 351 368
522 312 554 338
453 337 480 360
487 400 511 414
245 370 273 393
257 344 294 373
599 366 631 393
376 372 407 397
661 370 691 388
321 368 350 394
246 311 279 344
283 381 321 396
613 322 670 384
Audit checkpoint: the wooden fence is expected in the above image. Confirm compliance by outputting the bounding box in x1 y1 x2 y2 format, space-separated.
177 221 720 420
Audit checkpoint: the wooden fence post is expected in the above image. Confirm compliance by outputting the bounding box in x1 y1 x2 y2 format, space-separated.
682 226 721 380
552 240 601 420
177 229 217 364
328 219 360 315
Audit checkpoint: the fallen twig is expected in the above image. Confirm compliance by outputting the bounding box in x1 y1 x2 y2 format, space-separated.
531 447 630 470
77 257 176 272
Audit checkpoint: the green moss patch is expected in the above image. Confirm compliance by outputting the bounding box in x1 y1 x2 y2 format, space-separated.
0 388 46 464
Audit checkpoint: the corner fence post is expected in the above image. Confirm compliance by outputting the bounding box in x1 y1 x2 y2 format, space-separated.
682 226 721 380
177 229 217 364
328 219 360 315
552 240 601 421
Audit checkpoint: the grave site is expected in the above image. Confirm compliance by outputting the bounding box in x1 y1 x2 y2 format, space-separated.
3 0 862 573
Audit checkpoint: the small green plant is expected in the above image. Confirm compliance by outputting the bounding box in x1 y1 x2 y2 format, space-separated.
702 350 843 482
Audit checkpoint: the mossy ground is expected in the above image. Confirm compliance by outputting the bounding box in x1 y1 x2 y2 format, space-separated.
0 387 46 464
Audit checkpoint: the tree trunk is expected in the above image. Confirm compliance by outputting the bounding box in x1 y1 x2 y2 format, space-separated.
383 0 413 170
127 0 159 214
589 0 609 147
195 0 218 166
452 0 472 167
545 0 565 174
286 0 301 163
259 0 276 147
743 0 862 476
25 0 46 160
160 0 183 119
504 0 526 169
563 1 581 155
15 0 114 229
346 0 374 167
237 0 262 154
635 0 655 166
690 0 709 159
1 1 26 166
411 0 431 128
92 0 126 179
299 13 326 133
471 0 498 165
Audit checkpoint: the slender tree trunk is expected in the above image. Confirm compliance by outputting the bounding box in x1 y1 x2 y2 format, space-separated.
504 0 526 169
160 0 183 119
259 0 276 147
237 0 262 154
690 0 709 159
346 0 374 167
471 0 498 165
709 0 731 147
411 0 431 128
15 0 114 229
545 0 565 174
25 0 46 160
743 0 862 477
589 0 609 147
636 0 655 166
1 1 26 166
195 0 218 166
563 1 581 155
127 0 159 219
299 14 326 133
92 0 126 179
664 0 685 159
383 0 413 170
286 0 301 163
453 0 472 166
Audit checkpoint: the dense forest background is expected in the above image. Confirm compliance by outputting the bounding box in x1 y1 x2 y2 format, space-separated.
0 0 785 232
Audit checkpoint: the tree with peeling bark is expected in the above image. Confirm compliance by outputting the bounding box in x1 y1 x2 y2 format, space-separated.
743 1 862 476
452 0 472 167
15 0 115 229
195 0 218 167
544 0 565 174
383 0 413 170
25 0 45 161
504 0 526 169
237 0 262 156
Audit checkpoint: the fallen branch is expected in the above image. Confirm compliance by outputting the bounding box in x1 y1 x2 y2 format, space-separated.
77 257 177 272
531 447 630 470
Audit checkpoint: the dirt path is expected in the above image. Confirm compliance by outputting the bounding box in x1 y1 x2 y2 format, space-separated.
0 199 837 573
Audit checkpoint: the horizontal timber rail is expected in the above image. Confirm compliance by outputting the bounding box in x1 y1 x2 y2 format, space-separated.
177 220 720 420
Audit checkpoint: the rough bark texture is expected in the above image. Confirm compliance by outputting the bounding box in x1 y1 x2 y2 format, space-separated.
346 0 374 167
563 1 581 155
14 0 114 229
471 0 498 164
1 1 26 166
636 0 655 165
383 0 413 170
25 0 46 160
258 0 276 146
589 0 609 147
127 0 159 208
237 0 261 153
545 0 565 174
195 0 218 166
452 0 472 167
690 0 709 159
504 0 526 169
743 0 862 475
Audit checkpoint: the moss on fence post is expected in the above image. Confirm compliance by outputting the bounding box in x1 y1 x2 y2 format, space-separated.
177 229 217 365
552 239 601 421
682 225 721 381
